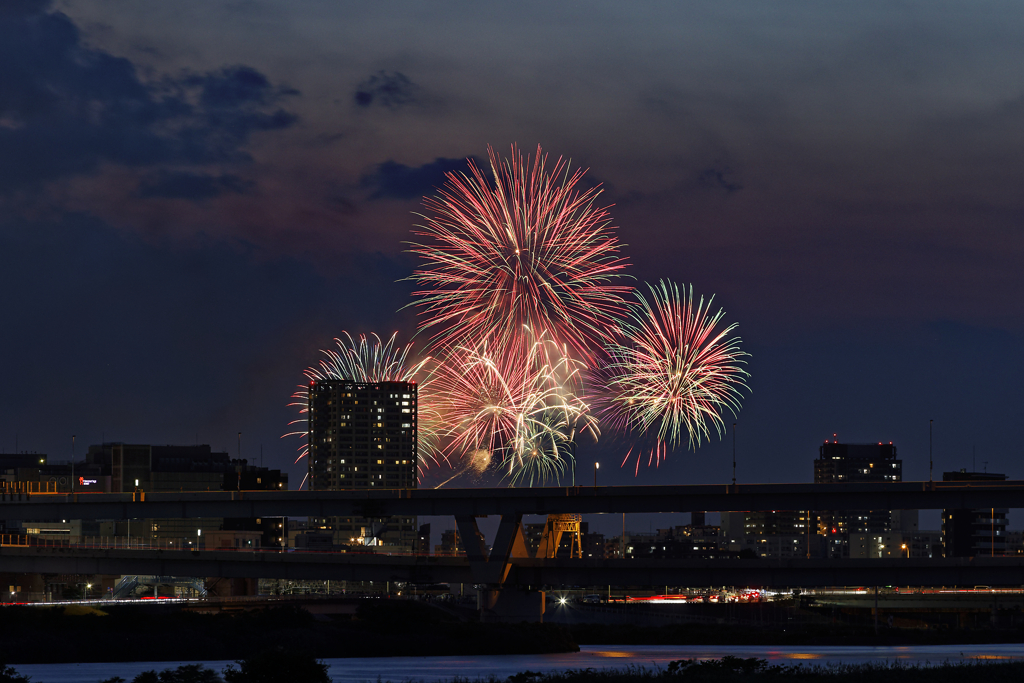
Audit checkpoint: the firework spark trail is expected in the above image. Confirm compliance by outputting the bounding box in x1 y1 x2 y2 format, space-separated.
309 331 428 384
283 332 441 473
408 144 632 362
433 327 596 486
599 280 749 469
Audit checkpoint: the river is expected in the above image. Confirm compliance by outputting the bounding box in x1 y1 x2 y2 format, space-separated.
13 644 1024 683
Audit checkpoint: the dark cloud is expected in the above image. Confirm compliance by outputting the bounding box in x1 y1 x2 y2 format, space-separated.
697 166 743 194
0 2 297 192
184 65 298 109
361 157 474 200
136 170 255 201
353 71 417 109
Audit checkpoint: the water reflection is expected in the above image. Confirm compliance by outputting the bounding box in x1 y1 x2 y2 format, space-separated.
14 644 1024 683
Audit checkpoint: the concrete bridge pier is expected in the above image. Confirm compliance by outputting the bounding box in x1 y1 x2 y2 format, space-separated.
477 587 546 622
455 513 545 622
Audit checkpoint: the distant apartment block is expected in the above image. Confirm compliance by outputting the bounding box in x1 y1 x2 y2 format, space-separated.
942 469 1009 557
307 380 418 550
813 440 916 557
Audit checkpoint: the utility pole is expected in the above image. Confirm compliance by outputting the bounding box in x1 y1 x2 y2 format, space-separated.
732 422 737 487
71 434 75 493
621 512 626 559
929 419 933 483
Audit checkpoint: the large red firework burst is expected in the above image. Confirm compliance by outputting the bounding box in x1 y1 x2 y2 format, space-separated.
408 144 632 361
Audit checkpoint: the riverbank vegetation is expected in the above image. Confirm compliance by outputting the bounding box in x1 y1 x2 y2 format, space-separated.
5 655 1024 683
93 652 331 683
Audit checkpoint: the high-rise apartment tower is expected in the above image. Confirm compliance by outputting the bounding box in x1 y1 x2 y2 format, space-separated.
307 380 418 549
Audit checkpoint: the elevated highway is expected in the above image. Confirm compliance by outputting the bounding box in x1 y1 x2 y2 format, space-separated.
2 545 1024 588
2 480 1024 520
4 481 1023 616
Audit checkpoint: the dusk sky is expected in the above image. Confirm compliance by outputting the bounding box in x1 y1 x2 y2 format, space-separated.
3 1 1023 503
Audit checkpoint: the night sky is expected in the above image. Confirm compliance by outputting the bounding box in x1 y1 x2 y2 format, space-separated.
3 1 1023 520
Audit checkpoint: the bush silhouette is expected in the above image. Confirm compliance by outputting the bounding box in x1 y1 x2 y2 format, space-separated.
222 649 329 683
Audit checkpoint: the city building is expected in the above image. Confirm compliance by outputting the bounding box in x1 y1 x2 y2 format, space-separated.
202 529 263 551
435 528 462 556
720 510 811 559
1006 530 1024 556
89 443 288 547
906 530 944 558
417 523 431 555
620 532 658 559
307 380 419 550
849 530 944 559
581 530 606 559
222 459 289 549
849 533 908 559
813 440 913 557
652 523 728 559
942 469 1009 557
1 452 110 493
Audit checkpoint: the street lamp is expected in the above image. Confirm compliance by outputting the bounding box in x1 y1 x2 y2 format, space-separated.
594 462 599 488
901 543 909 559
567 438 577 486
129 479 140 549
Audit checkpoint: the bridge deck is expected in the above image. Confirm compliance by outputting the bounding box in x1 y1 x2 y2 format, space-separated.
2 481 1024 520
3 546 1024 588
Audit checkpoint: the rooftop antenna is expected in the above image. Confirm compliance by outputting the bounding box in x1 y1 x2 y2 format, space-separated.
929 419 933 483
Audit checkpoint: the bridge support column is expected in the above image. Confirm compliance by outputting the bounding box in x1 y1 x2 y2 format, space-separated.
454 513 545 622
478 587 546 623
